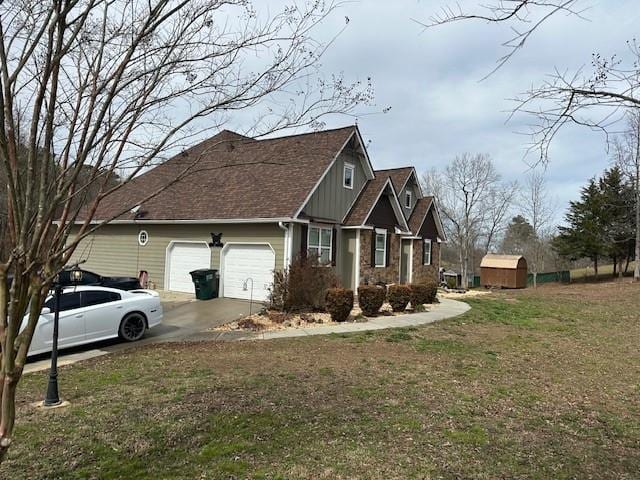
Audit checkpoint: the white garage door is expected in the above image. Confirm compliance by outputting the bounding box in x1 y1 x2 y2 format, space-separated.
222 244 275 301
167 242 211 293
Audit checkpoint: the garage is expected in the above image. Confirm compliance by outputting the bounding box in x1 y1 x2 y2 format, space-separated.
222 244 275 301
166 242 211 293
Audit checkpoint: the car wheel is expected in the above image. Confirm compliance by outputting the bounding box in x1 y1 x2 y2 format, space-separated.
119 313 146 342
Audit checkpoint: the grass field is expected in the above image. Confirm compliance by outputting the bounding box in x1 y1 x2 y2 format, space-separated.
2 281 640 479
570 262 638 280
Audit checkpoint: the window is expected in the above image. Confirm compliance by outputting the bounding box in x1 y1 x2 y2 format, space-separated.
82 290 121 307
308 226 332 264
44 292 82 312
375 229 387 267
423 239 432 265
405 190 412 209
343 163 355 189
138 230 149 246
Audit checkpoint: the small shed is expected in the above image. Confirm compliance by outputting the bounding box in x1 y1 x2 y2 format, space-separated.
480 254 528 289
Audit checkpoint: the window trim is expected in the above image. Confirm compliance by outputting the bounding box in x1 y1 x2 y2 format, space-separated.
374 228 387 268
307 225 333 265
405 190 412 209
423 238 432 266
138 230 149 246
343 162 355 190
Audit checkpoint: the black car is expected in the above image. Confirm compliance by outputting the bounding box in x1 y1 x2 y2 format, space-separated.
56 269 141 290
6 269 141 291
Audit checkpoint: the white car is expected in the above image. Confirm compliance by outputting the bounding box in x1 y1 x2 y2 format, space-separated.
27 286 163 356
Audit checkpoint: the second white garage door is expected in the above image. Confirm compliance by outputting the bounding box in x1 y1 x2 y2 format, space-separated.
222 244 275 301
167 242 211 293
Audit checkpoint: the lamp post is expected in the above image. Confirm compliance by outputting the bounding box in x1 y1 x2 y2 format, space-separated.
43 267 82 407
242 277 254 316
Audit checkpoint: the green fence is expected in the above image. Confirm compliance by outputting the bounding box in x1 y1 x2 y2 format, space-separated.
527 271 570 285
472 270 570 288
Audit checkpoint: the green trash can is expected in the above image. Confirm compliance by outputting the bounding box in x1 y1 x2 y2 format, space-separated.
189 269 219 300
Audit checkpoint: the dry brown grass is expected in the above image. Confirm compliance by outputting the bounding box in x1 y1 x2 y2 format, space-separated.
2 281 639 479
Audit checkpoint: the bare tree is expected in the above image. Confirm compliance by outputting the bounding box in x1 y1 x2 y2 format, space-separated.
612 110 640 281
0 0 374 461
422 153 513 285
519 170 556 286
421 1 640 163
483 181 518 254
418 1 585 80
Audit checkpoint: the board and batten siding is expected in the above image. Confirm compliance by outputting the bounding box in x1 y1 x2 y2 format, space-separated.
301 150 366 222
400 175 419 219
69 223 285 290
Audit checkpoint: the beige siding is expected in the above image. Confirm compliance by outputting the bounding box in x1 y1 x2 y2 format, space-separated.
70 223 285 290
339 229 357 289
302 151 367 222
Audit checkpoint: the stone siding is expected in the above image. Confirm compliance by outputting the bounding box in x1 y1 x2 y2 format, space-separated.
411 238 440 284
359 230 401 285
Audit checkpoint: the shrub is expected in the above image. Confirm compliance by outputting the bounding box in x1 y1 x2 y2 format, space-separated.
388 285 411 312
357 285 385 316
423 279 439 304
269 254 340 312
325 288 353 322
409 279 438 306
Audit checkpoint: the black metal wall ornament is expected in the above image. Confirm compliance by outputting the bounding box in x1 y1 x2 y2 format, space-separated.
209 233 224 248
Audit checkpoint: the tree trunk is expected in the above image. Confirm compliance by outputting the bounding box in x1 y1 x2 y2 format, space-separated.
0 373 19 463
635 144 640 281
625 251 630 273
636 178 640 281
613 256 617 277
533 270 537 288
594 256 599 279
618 256 624 279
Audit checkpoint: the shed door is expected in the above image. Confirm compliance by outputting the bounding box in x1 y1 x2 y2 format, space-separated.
167 242 211 293
222 244 275 301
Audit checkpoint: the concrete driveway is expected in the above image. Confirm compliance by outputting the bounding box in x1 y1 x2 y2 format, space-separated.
25 297 254 373
143 297 254 343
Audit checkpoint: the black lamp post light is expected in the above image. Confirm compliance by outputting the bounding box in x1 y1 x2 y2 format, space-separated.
43 267 83 408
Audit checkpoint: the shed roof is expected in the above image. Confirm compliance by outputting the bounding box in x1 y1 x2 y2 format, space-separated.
480 254 526 269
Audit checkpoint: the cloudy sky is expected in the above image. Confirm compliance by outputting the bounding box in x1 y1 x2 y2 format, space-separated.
261 0 638 222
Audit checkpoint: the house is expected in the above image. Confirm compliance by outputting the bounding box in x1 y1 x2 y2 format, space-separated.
71 126 446 301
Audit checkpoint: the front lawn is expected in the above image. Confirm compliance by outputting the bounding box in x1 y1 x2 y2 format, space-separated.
2 282 640 479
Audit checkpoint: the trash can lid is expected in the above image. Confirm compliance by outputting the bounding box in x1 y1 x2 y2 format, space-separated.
189 268 218 275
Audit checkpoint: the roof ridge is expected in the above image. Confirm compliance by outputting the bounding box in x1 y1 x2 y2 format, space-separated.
256 125 356 142
374 166 414 172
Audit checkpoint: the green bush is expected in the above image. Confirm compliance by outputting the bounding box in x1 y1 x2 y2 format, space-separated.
269 254 339 312
388 285 411 312
410 279 438 306
325 288 354 322
423 279 439 303
357 285 385 316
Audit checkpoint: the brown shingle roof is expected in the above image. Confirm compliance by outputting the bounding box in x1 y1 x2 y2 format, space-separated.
374 167 414 193
407 196 434 234
343 175 391 226
343 168 419 227
91 126 356 221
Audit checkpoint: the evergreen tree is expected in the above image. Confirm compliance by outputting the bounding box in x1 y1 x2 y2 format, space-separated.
554 167 635 277
501 215 536 255
554 178 607 276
